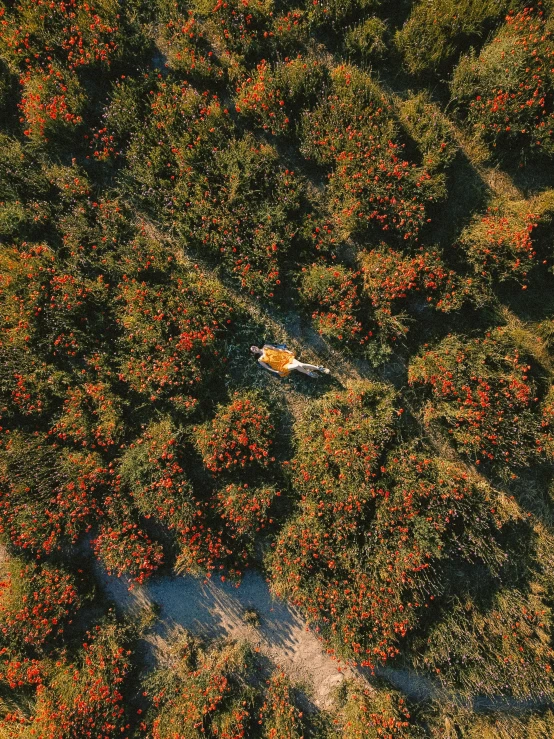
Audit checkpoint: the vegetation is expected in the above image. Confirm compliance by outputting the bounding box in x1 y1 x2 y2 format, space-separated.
2 0 554 734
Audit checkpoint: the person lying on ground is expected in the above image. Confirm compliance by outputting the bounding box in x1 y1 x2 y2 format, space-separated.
251 344 330 378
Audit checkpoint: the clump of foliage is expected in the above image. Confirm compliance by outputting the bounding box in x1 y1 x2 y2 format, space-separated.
0 620 132 738
360 245 469 337
408 330 546 473
0 558 83 651
235 56 328 136
458 193 554 284
451 7 554 161
395 0 512 78
299 263 372 351
194 391 276 475
301 65 438 242
268 382 504 667
334 678 423 738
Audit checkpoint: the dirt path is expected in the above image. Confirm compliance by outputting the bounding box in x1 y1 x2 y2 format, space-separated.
95 564 359 709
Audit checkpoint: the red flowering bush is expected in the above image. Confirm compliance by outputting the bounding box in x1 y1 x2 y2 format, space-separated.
93 504 165 586
0 0 119 73
118 417 195 534
458 200 540 283
299 263 372 350
360 245 468 336
451 8 554 160
158 12 225 83
291 381 397 501
145 634 309 739
0 432 105 554
125 81 233 216
194 392 275 475
269 429 503 666
235 56 327 136
7 621 132 739
335 679 421 738
215 483 277 543
0 560 82 650
301 65 436 242
116 267 233 403
408 330 545 471
0 242 110 374
189 0 273 65
52 380 122 448
18 66 85 142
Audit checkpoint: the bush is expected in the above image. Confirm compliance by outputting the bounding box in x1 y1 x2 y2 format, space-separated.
301 66 437 242
215 483 277 546
0 432 106 554
299 263 372 351
146 634 255 739
174 134 305 298
194 391 275 475
0 560 82 651
145 633 309 739
408 330 545 472
451 8 554 161
397 92 458 173
119 417 195 534
335 678 423 738
270 441 503 666
235 56 328 136
416 588 554 701
291 380 397 501
92 493 164 585
360 245 469 337
458 200 538 283
258 671 305 739
395 0 510 78
116 266 234 403
6 621 132 739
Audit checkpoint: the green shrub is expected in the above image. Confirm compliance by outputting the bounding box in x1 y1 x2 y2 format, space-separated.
397 92 458 173
235 56 328 136
119 417 195 533
458 195 554 283
345 17 388 63
395 0 511 78
269 437 503 666
174 135 305 298
301 65 437 242
145 634 256 739
416 588 554 701
0 432 106 555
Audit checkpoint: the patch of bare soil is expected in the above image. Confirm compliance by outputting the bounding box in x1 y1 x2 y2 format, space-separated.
95 566 358 709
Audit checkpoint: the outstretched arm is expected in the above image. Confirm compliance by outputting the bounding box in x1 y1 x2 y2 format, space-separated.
258 359 282 375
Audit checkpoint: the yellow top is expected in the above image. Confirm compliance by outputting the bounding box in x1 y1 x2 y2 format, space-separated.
261 346 295 376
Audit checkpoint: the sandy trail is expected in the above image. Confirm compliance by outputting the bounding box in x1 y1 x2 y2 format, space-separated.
95 565 358 709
